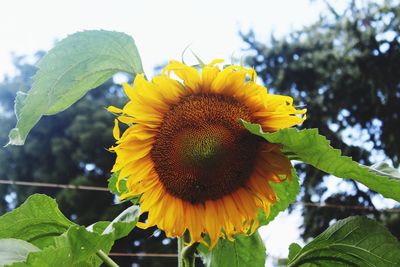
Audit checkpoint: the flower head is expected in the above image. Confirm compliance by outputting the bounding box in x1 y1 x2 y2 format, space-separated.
108 59 306 247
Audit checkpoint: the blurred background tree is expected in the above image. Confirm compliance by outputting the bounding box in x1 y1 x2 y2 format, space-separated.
0 53 178 266
242 0 400 241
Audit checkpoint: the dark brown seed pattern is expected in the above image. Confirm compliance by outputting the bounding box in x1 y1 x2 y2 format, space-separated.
151 94 261 203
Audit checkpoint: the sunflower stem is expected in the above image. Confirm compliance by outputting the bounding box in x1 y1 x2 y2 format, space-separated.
96 249 119 267
178 232 198 267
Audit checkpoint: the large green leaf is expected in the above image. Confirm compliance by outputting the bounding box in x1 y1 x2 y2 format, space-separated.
0 239 40 266
8 226 113 267
287 216 400 267
2 195 140 266
87 205 140 241
242 121 400 202
199 233 266 267
7 30 143 145
12 205 140 267
258 169 300 225
0 194 74 248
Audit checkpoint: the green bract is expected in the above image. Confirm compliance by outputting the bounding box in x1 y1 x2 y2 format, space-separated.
258 169 300 226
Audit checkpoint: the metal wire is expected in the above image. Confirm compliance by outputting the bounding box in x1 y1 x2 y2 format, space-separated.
1 179 399 213
1 178 400 259
0 179 109 191
109 252 182 258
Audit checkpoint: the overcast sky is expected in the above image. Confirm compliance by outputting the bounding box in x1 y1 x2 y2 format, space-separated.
0 0 331 78
0 0 345 265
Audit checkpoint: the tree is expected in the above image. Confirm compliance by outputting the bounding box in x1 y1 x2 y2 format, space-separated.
0 54 178 266
241 0 400 239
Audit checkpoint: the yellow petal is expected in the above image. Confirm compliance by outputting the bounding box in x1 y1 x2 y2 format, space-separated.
107 106 123 114
207 58 224 66
163 60 201 92
152 76 185 103
112 119 120 140
201 65 219 92
122 82 135 100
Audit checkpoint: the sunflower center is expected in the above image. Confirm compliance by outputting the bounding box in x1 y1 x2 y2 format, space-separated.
151 94 260 203
179 125 236 171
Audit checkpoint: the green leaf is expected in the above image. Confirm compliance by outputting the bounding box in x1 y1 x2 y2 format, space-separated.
107 172 127 196
88 205 140 241
259 169 300 225
242 121 400 202
288 243 302 262
8 226 113 267
198 233 266 267
2 195 139 267
11 205 140 267
108 173 141 204
287 216 400 267
0 239 40 266
7 30 143 145
102 205 139 239
0 194 75 249
14 92 28 121
369 162 400 179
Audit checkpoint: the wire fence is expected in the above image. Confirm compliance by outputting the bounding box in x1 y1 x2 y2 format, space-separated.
1 178 399 259
109 252 187 258
1 179 399 213
0 179 109 191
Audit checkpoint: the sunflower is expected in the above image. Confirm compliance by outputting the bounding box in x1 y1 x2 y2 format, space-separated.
108 59 306 247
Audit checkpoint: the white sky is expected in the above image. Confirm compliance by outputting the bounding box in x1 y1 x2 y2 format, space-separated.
0 0 346 265
0 0 328 78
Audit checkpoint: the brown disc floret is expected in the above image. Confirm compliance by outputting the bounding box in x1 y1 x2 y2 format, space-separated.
151 94 261 203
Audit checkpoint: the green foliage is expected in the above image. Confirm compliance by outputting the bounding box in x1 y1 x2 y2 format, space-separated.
0 194 140 267
1 2 399 265
1 66 124 224
108 173 140 204
287 216 400 267
258 169 300 225
288 243 302 262
243 121 400 202
88 205 140 240
0 194 74 248
7 30 143 146
198 168 298 266
242 0 400 240
8 226 113 267
108 173 127 196
369 162 400 179
0 239 40 266
0 55 174 267
198 233 266 267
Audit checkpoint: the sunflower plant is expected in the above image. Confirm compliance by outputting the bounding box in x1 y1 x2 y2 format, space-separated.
1 30 400 267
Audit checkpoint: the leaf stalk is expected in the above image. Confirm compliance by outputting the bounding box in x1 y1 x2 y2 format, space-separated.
97 249 119 267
